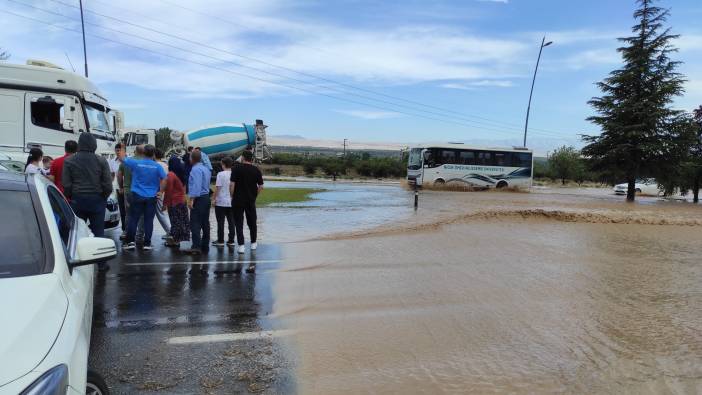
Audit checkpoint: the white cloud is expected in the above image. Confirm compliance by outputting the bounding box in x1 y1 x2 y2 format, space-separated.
1 0 530 98
334 109 402 120
563 48 621 69
677 34 702 52
441 80 514 90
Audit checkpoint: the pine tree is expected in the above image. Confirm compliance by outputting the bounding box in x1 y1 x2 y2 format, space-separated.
582 0 688 201
689 106 702 203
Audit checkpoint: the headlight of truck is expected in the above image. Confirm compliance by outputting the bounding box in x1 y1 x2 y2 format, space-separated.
20 365 68 395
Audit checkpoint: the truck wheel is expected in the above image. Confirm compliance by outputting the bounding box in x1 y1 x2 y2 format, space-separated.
86 370 110 395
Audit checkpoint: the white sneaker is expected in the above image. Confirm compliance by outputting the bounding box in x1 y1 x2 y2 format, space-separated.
237 245 245 254
122 242 136 250
250 242 257 251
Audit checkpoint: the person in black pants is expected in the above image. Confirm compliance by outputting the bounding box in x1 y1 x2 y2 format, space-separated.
213 156 235 246
229 150 263 260
184 150 212 255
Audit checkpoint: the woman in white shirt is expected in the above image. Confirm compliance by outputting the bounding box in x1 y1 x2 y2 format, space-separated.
24 148 45 175
213 156 235 247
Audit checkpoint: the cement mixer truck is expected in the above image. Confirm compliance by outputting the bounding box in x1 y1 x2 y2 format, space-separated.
113 114 271 163
168 120 271 162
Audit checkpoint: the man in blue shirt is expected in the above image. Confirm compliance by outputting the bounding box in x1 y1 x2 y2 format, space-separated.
122 144 167 250
194 147 213 171
185 150 212 255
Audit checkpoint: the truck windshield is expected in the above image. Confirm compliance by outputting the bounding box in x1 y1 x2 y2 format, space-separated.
85 103 115 141
408 148 423 170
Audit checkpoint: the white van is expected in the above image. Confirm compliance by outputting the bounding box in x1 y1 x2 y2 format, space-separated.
0 60 117 158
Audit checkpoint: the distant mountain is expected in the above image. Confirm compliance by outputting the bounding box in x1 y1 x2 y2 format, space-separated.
270 134 306 140
268 134 582 156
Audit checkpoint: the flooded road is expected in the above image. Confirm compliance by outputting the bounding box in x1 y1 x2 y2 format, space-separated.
271 183 702 394
258 181 413 243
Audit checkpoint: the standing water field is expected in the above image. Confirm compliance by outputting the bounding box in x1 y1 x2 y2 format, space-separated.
267 182 702 394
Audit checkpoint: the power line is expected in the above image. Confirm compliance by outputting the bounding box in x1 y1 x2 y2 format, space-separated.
154 0 569 135
0 7 543 137
38 0 569 137
13 0 566 138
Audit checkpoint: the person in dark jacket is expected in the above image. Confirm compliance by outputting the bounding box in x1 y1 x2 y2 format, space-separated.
63 133 113 238
182 146 194 191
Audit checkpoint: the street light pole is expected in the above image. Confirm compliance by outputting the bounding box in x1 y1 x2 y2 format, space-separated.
523 36 552 147
79 0 88 77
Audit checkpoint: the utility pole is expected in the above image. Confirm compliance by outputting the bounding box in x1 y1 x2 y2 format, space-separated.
343 139 348 156
523 36 552 147
79 0 88 77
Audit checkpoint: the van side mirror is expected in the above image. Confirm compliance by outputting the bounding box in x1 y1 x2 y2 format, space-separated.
70 237 117 268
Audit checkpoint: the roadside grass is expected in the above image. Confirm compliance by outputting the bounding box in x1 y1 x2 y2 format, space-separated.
257 187 324 206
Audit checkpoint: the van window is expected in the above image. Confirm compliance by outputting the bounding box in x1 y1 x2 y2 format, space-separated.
47 186 74 248
31 98 67 132
0 190 44 278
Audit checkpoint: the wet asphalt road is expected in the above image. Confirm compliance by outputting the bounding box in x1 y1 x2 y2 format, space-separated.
88 225 293 394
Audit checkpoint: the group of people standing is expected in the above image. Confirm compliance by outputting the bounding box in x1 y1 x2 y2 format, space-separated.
26 134 114 269
114 144 264 260
22 134 264 272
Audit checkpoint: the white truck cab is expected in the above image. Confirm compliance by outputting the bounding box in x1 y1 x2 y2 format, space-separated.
121 128 156 156
0 60 117 159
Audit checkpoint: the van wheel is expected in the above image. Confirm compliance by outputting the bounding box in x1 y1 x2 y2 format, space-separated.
496 181 508 189
86 370 109 395
635 188 642 194
434 179 445 186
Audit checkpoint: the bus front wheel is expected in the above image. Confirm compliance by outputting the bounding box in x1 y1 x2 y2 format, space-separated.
496 181 508 189
434 179 445 186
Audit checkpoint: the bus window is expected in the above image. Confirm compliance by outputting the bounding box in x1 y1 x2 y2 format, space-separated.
512 152 532 167
458 151 475 165
440 150 457 165
494 152 508 166
477 151 492 165
423 150 436 168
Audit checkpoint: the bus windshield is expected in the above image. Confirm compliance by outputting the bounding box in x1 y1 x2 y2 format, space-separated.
408 148 423 170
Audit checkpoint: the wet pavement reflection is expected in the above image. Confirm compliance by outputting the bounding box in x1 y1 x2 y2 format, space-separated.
89 225 292 394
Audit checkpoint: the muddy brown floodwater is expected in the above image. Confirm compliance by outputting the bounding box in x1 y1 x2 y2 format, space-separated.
271 187 702 394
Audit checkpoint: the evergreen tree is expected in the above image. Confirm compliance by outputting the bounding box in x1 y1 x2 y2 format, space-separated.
582 0 688 201
155 127 176 154
688 106 702 202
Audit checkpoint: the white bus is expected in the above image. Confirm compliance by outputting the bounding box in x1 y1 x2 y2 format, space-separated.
407 143 534 189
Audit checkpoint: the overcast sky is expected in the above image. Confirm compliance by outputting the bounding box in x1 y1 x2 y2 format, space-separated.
2 0 702 152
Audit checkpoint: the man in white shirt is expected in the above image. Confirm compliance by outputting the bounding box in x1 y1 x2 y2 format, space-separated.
213 156 235 247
